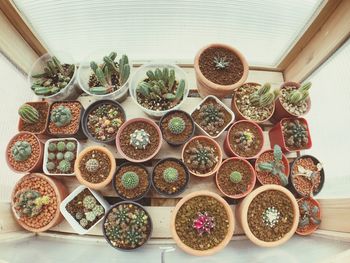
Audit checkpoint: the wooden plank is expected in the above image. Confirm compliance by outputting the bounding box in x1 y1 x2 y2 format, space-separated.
320 248 350 263
318 198 350 233
0 202 22 234
314 229 350 243
0 231 34 242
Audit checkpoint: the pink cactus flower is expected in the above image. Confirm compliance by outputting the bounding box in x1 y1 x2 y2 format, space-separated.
192 212 215 235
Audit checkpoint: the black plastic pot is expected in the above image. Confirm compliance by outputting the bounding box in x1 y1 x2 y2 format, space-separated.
151 157 190 197
81 99 126 145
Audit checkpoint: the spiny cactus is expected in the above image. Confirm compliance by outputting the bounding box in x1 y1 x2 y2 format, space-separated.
283 119 309 149
80 218 88 228
213 56 229 69
11 141 32 161
258 145 288 186
193 212 215 235
57 141 66 151
130 209 148 226
230 171 242 183
46 161 55 170
48 142 56 151
64 151 75 161
14 189 50 218
50 105 72 127
249 83 279 108
168 117 185 134
85 158 100 173
18 104 39 124
83 195 97 209
85 211 97 222
58 160 71 173
56 152 64 160
125 229 143 247
185 140 218 173
299 200 321 228
75 212 84 220
66 141 76 151
163 167 178 183
198 102 225 135
130 129 150 150
262 206 280 228
92 205 104 217
234 130 255 151
106 225 122 240
288 82 312 105
114 205 130 224
121 171 140 189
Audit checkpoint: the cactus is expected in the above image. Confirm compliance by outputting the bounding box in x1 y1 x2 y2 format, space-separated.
92 205 104 216
230 171 242 183
197 102 225 135
258 145 288 186
121 171 140 189
75 212 84 220
11 141 32 161
14 189 50 218
129 129 150 150
48 142 56 151
185 140 217 173
130 209 148 226
64 151 75 161
288 82 311 105
58 160 71 173
249 83 279 108
213 56 230 69
299 200 321 228
193 212 215 235
57 141 66 151
56 152 64 160
125 229 143 248
234 130 255 151
283 119 309 148
85 211 97 222
168 117 185 134
262 207 280 228
18 104 39 124
48 153 55 160
85 158 100 173
46 161 55 170
114 205 130 224
163 167 179 183
50 106 72 127
66 142 76 151
80 218 88 228
105 225 122 240
83 195 97 209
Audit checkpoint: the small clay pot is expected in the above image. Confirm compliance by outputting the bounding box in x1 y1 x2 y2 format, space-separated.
18 101 50 135
296 197 321 235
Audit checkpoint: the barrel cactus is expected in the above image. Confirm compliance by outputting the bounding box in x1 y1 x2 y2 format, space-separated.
48 142 56 151
66 141 76 151
185 140 218 174
121 171 140 189
163 167 178 183
85 158 100 173
64 151 75 161
46 161 55 171
283 119 309 149
197 102 225 135
11 141 32 161
58 160 71 173
85 211 97 222
56 152 64 160
14 189 50 218
168 117 185 134
250 83 279 108
92 205 105 217
18 104 39 124
230 171 242 183
50 105 72 127
83 195 97 209
130 129 150 150
57 141 66 151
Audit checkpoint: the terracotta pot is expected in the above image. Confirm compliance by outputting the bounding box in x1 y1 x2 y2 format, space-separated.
11 173 68 232
18 101 50 135
223 120 264 159
194 43 249 98
269 117 312 153
74 146 116 190
171 190 234 256
296 197 321 235
216 157 256 199
181 135 222 177
6 132 44 173
271 82 311 123
237 184 299 247
116 118 162 163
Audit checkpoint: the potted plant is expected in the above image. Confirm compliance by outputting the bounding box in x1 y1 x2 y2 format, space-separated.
191 95 234 138
231 83 279 123
194 43 249 98
28 52 78 101
11 173 68 232
116 118 162 163
255 145 290 186
159 110 195 146
269 118 312 153
81 99 126 144
130 62 188 118
6 132 44 173
102 201 152 250
171 190 234 256
43 138 81 176
272 82 312 121
237 184 299 247
74 146 116 190
152 158 190 196
182 136 222 177
223 120 264 159
112 162 151 201
296 197 321 235
60 185 109 235
289 155 324 197
18 102 50 135
48 101 85 139
78 51 131 101
216 157 256 199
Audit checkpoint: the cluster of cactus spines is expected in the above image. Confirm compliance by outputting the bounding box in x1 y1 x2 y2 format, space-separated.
299 200 321 228
83 195 97 209
64 151 75 161
77 194 105 228
31 56 74 96
230 171 242 183
121 171 140 190
168 116 186 134
18 104 39 124
185 140 217 173
163 167 179 183
249 83 279 108
11 141 32 161
284 119 309 148
193 212 215 235
46 140 76 173
262 206 280 228
129 129 150 150
48 142 56 151
126 230 143 247
14 189 50 218
198 102 225 134
234 130 255 150
130 209 148 226
288 82 312 105
50 105 72 127
258 145 288 186
213 56 230 69
66 141 76 151
106 225 122 240
85 158 100 173
57 141 66 151
80 218 88 228
58 160 71 173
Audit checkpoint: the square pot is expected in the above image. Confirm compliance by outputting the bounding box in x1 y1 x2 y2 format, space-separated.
60 185 109 235
18 101 50 135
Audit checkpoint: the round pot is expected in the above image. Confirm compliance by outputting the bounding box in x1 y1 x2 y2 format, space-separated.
116 118 162 163
296 197 321 235
216 157 256 199
18 101 50 135
81 99 126 145
223 120 264 159
6 132 44 173
74 146 116 190
181 135 222 177
194 43 249 98
159 110 195 147
11 173 68 232
237 184 299 247
171 190 234 256
151 158 190 197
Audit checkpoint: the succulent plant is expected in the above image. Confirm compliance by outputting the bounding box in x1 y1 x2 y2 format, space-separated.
129 129 150 150
198 102 225 135
64 151 75 161
66 141 76 151
283 119 309 148
130 209 148 226
230 171 242 183
287 82 312 105
249 83 279 108
14 189 50 218
185 140 218 173
56 141 66 151
85 158 100 173
58 160 71 173
114 205 130 224
121 171 140 189
92 205 104 217
258 145 288 186
48 142 56 151
11 141 32 161
234 130 255 151
168 116 185 134
48 153 55 160
18 104 39 124
106 225 122 240
46 161 55 170
85 211 97 222
213 56 229 69
163 167 179 183
299 200 321 228
75 212 84 220
80 218 88 228
125 229 143 248
56 152 64 160
262 206 280 228
83 195 97 209
50 106 72 127
193 212 215 235
297 163 323 181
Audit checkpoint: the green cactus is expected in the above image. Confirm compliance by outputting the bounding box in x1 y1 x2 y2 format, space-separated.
213 56 230 69
64 151 75 161
14 189 50 218
106 225 122 240
58 160 71 173
168 116 186 134
113 205 130 224
83 195 97 209
125 230 143 248
48 152 55 160
18 104 39 124
56 152 64 160
249 83 279 108
121 171 140 189
57 141 66 151
299 200 321 228
46 161 55 171
283 119 309 149
75 212 84 220
119 54 131 85
11 141 32 161
288 82 312 105
163 167 179 183
185 140 217 174
197 102 225 135
48 142 56 151
85 211 97 222
80 218 88 228
50 106 72 127
129 129 150 150
66 141 76 151
85 158 100 173
92 205 104 216
130 209 148 226
230 171 242 183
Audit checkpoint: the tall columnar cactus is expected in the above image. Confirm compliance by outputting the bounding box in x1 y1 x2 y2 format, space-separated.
18 104 39 124
213 56 229 69
258 145 288 186
197 103 225 134
50 105 72 127
163 167 179 183
129 129 150 150
11 141 32 161
85 158 100 173
299 200 321 228
229 171 242 183
283 119 309 148
288 82 312 105
121 171 140 189
168 117 185 134
14 189 50 218
185 140 217 173
249 83 279 108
